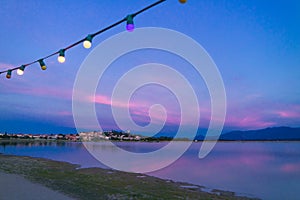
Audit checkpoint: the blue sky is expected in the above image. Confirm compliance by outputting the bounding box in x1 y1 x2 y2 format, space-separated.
0 0 299 135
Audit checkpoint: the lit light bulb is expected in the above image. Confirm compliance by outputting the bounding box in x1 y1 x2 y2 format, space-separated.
6 70 12 79
83 35 93 49
17 65 25 76
126 15 134 32
83 40 91 49
17 69 24 75
58 56 65 63
38 59 47 70
179 0 187 3
58 49 65 63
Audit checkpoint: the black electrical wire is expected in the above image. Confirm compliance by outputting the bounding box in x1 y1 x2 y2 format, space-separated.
0 0 166 77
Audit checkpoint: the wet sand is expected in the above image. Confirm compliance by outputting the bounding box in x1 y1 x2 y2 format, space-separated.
0 172 75 200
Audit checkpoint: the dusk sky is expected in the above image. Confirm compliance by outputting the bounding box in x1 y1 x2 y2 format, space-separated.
0 0 299 136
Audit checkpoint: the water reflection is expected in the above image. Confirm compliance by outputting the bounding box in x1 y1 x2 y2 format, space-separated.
84 141 192 173
150 142 300 200
0 141 299 200
0 140 68 148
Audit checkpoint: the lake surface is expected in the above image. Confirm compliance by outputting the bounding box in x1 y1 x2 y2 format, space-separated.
0 141 299 200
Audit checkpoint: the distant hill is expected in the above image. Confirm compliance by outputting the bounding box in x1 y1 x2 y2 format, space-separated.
220 127 300 141
194 127 300 141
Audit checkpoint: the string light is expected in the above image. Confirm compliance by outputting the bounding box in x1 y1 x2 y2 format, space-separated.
83 34 93 49
57 49 66 63
17 65 26 76
126 15 134 32
0 0 177 79
38 59 47 70
6 70 12 79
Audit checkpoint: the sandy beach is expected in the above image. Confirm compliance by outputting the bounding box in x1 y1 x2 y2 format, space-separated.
0 172 75 200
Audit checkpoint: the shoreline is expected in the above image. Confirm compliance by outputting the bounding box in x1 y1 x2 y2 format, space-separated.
1 138 300 143
0 154 258 200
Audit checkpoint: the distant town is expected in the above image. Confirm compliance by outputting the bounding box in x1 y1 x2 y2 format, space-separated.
0 130 176 142
1 127 299 142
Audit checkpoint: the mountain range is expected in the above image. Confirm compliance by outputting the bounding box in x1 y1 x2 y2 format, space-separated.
195 127 300 141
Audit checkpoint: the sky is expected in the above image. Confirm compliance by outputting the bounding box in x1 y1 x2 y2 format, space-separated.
0 0 299 136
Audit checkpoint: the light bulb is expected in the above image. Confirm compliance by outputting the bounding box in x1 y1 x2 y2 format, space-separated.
83 35 93 49
126 15 134 32
38 59 47 70
83 40 92 49
58 56 65 63
6 70 12 79
126 24 134 32
17 69 24 75
17 65 25 76
179 0 187 3
58 49 65 63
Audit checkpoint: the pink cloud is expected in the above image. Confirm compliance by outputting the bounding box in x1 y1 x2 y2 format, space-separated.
0 62 15 70
57 111 72 116
91 94 137 108
276 110 300 118
92 95 113 106
226 115 276 129
225 101 300 129
91 94 190 126
280 163 300 173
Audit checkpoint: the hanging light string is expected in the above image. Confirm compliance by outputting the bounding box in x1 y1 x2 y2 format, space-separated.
0 0 174 79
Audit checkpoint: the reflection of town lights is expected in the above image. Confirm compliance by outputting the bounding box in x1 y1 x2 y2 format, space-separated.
179 0 187 3
6 70 12 79
17 65 25 76
58 49 66 63
39 59 47 70
126 15 134 32
83 34 93 49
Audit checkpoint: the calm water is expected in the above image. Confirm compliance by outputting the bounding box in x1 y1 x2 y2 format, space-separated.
0 141 299 200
